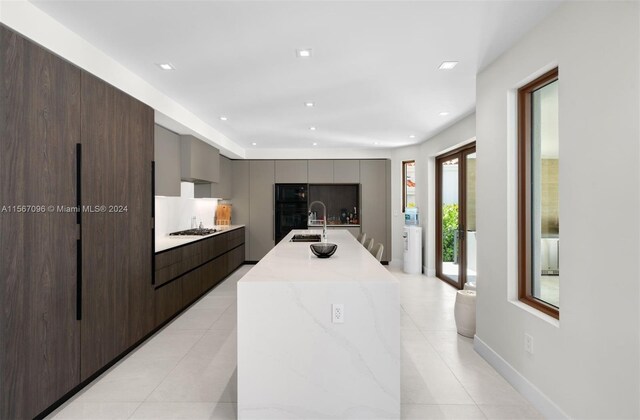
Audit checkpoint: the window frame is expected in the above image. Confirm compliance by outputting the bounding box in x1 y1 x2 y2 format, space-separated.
517 67 560 319
402 160 416 213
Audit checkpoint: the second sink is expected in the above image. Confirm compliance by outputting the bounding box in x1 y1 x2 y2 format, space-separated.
290 234 322 242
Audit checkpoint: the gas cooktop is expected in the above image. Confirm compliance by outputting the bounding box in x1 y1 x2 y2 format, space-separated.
169 228 217 236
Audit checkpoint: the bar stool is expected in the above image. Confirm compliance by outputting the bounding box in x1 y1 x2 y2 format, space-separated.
372 243 384 262
364 237 374 252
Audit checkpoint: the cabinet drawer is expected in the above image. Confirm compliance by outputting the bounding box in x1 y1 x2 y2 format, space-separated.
155 280 183 327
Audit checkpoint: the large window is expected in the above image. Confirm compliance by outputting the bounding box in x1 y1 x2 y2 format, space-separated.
518 68 559 319
402 160 416 212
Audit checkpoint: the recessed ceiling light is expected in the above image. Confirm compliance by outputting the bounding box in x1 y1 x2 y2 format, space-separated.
409 135 416 139
309 126 317 131
312 142 318 146
374 142 380 145
305 102 315 107
439 111 450 116
219 116 228 121
157 63 175 71
251 142 257 146
438 61 458 70
296 49 312 58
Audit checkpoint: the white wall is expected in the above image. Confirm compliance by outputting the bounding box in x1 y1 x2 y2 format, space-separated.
475 2 639 418
0 0 244 159
390 114 476 274
154 183 218 238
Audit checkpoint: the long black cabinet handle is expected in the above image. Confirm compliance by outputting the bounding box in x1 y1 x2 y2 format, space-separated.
151 160 156 285
76 143 82 320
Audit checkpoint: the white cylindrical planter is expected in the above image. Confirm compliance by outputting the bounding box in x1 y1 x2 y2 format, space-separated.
454 290 476 338
403 226 422 274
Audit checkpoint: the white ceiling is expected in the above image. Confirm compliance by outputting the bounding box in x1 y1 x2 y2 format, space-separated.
31 0 562 151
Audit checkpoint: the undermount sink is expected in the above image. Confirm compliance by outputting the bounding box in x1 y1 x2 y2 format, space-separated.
290 234 322 242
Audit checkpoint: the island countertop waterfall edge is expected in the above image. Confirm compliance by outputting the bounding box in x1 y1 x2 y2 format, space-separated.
237 229 400 419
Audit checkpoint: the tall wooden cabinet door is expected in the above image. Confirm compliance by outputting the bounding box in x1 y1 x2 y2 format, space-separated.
115 91 154 349
360 160 388 261
249 160 275 261
0 26 81 420
80 72 154 380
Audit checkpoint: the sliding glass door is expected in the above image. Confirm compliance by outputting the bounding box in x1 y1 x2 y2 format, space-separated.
436 143 476 289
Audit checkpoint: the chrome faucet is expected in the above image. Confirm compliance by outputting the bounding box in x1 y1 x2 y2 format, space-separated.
308 200 327 242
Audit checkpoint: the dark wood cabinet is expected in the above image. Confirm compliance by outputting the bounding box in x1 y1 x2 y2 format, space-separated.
154 280 182 328
153 227 245 325
80 72 154 381
1 25 154 418
0 24 239 419
0 25 82 420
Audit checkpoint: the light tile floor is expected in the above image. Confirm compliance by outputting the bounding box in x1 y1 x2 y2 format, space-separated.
47 265 541 420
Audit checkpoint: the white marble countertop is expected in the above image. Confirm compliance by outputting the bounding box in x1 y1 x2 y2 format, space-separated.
155 224 244 253
238 228 400 418
239 229 395 284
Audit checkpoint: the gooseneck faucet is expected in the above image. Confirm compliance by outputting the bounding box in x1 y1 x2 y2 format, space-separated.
308 200 327 242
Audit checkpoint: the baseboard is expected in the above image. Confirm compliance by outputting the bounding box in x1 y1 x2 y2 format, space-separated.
474 336 569 419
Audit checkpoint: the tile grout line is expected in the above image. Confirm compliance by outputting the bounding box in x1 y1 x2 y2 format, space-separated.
127 288 236 418
126 268 247 418
396 270 485 417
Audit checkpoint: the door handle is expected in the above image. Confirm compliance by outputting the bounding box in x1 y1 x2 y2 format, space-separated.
151 161 156 285
76 143 82 321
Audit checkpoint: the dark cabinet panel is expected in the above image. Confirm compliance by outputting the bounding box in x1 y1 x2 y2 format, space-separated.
153 228 245 326
80 71 153 380
116 86 154 349
182 267 204 307
0 26 81 420
155 280 182 328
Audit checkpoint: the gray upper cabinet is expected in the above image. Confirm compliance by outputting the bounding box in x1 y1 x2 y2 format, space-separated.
211 155 231 198
334 160 360 183
180 135 220 183
154 125 181 196
308 160 334 183
249 160 275 261
360 160 389 261
275 160 308 183
196 155 231 199
231 160 250 259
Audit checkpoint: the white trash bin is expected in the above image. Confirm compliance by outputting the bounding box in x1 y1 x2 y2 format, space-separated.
454 290 476 338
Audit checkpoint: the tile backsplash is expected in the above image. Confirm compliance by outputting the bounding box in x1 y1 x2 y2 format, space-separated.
155 182 218 238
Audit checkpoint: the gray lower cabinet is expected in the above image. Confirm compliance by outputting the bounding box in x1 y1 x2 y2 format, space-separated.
360 160 389 261
308 160 334 183
334 160 360 183
231 160 250 259
275 160 308 183
249 160 275 261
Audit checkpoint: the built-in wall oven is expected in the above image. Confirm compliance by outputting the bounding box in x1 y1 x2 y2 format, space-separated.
275 184 308 244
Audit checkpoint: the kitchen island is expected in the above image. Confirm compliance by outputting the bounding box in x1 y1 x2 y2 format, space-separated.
238 229 400 419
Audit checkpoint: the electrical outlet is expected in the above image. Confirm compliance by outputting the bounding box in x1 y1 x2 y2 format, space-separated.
524 333 534 354
332 304 344 324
